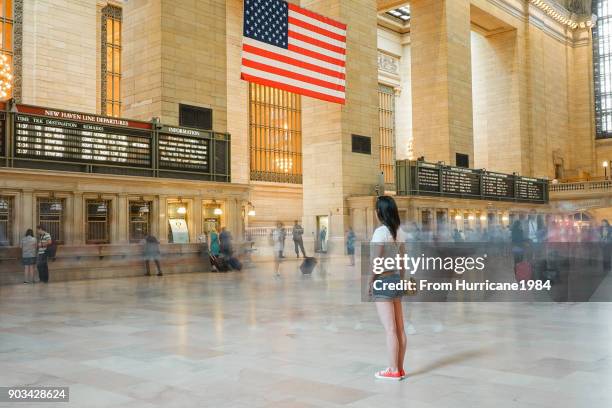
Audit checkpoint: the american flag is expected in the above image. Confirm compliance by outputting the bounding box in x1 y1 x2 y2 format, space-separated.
241 0 347 104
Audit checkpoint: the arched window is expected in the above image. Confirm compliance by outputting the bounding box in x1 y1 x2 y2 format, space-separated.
593 0 612 138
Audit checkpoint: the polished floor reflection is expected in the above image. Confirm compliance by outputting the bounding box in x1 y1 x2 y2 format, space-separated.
1 258 611 408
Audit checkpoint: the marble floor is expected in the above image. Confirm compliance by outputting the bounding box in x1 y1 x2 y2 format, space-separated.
1 257 611 408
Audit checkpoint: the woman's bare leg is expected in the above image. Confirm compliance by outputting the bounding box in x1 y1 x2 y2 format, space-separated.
393 299 407 372
375 301 399 371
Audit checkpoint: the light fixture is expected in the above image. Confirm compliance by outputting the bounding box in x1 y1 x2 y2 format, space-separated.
247 209 256 217
468 214 475 221
97 203 107 213
502 215 509 221
176 197 187 215
211 199 223 215
0 53 12 100
139 204 150 213
454 214 462 221
480 215 487 221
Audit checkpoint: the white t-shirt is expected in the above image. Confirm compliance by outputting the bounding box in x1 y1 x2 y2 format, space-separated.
371 225 408 244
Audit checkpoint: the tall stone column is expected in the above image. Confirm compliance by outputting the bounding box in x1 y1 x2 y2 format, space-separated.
410 0 474 166
300 0 380 254
122 0 227 130
71 193 84 245
117 194 129 244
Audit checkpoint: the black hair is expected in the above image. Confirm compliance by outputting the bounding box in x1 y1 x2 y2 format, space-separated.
25 229 34 237
603 219 610 227
375 195 401 241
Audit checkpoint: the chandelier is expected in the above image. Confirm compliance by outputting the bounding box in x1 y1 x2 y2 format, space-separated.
0 54 12 100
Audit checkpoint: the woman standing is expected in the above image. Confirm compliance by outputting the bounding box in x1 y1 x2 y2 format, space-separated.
20 229 37 284
370 196 407 380
209 228 221 257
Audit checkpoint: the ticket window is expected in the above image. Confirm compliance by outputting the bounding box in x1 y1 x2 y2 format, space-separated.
167 201 190 243
202 201 225 234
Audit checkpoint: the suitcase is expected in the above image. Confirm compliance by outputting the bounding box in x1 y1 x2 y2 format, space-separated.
228 256 242 271
514 261 533 282
210 255 229 272
300 257 317 274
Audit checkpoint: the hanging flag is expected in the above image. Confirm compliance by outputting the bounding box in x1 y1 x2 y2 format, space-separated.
241 0 347 104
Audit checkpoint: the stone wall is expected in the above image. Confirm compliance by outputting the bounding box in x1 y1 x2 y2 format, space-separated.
21 0 97 112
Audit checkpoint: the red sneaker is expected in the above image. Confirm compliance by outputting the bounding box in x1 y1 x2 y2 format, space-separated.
374 368 402 380
399 369 406 378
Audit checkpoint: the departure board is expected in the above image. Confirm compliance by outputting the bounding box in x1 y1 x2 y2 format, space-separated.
14 106 152 167
407 161 547 203
482 172 514 199
516 177 545 201
158 126 211 172
416 163 440 192
441 167 481 195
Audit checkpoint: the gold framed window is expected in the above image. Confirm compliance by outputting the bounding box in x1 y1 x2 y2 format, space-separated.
249 83 302 184
86 200 111 244
0 196 12 245
378 84 395 184
101 5 122 117
37 198 65 244
129 201 151 243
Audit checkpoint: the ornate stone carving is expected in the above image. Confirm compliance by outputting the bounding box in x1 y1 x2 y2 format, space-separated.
13 0 23 103
377 52 399 76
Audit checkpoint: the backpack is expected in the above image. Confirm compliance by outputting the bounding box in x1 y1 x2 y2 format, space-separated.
46 239 58 259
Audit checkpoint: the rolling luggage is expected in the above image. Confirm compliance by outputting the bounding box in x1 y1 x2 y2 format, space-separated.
228 256 242 271
210 255 229 272
300 257 317 274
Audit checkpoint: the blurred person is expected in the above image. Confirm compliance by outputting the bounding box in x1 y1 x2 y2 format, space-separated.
452 228 464 243
219 227 234 257
601 219 612 272
511 220 525 265
279 223 287 258
292 220 306 258
346 227 356 266
319 226 327 252
21 229 37 284
369 196 407 381
36 225 52 283
272 222 284 278
143 235 163 276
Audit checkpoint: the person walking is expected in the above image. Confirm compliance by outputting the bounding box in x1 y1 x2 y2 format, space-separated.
272 222 284 278
36 225 52 283
21 229 37 284
319 226 327 252
279 223 286 258
601 219 612 272
143 235 163 276
369 196 408 380
292 220 306 258
346 227 356 266
219 227 233 257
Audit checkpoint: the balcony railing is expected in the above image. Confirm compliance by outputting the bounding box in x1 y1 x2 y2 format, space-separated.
550 180 612 193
